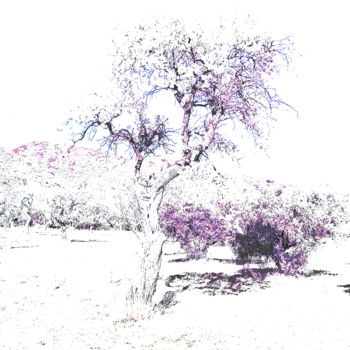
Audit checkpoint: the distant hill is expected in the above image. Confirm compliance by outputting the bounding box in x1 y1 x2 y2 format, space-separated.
9 141 130 186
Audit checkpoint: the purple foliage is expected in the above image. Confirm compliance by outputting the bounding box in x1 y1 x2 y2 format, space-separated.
160 203 233 259
225 191 339 275
232 213 308 275
163 175 347 276
273 247 308 275
161 183 343 274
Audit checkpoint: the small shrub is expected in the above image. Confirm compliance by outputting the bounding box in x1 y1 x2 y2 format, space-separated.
160 203 232 259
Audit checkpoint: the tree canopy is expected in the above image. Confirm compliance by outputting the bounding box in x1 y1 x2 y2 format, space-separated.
69 19 292 181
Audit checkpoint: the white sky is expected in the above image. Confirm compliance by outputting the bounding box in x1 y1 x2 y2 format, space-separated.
0 0 349 191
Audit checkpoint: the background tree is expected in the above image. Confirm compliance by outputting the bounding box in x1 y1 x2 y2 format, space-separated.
68 19 293 308
0 148 30 228
0 142 123 233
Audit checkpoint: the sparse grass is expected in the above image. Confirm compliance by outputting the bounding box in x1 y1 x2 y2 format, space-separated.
0 227 350 349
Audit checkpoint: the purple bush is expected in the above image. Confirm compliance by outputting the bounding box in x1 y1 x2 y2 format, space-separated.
223 188 342 275
160 203 233 259
160 184 344 274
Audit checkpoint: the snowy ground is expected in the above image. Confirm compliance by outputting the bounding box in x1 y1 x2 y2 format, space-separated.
0 227 349 350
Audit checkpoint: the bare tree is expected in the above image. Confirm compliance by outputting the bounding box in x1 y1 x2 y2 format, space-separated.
68 19 293 308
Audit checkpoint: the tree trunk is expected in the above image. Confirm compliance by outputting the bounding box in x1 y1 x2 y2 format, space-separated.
44 219 51 231
126 184 166 309
25 214 31 233
127 234 165 307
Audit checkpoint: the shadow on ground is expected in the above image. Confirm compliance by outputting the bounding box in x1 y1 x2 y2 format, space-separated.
70 239 107 243
168 257 266 265
165 267 274 296
338 284 350 294
160 261 342 311
302 269 338 277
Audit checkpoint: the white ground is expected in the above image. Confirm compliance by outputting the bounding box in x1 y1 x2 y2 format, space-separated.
0 227 349 350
